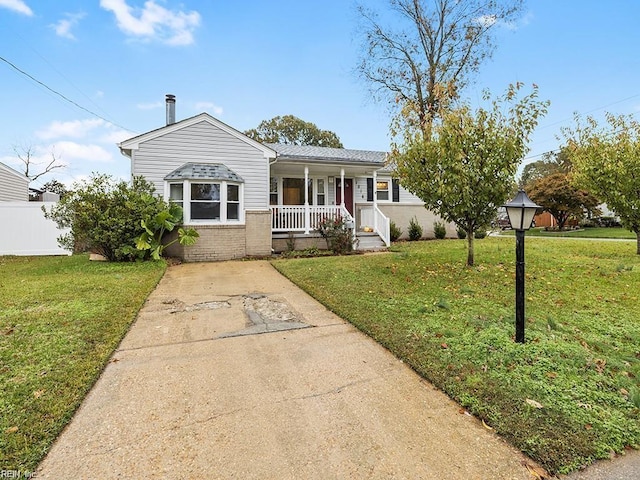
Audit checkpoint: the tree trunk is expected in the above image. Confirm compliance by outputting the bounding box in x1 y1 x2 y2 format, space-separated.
467 229 474 266
637 232 640 255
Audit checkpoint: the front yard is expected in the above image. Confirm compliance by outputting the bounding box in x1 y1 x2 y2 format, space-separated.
273 237 640 475
0 255 166 472
500 226 637 239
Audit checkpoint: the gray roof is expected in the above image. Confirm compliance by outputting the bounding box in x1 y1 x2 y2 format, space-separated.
266 143 387 165
164 163 244 182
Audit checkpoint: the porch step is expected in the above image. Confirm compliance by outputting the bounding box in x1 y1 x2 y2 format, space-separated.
356 232 387 251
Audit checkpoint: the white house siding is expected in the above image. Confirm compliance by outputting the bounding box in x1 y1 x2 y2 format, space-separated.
132 120 269 210
0 163 29 202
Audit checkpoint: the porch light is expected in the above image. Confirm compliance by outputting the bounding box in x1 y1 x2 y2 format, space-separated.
504 190 540 344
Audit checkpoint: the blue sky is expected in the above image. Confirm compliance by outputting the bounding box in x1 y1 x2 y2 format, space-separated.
1 0 640 188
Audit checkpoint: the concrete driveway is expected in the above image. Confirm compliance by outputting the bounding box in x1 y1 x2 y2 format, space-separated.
36 260 548 479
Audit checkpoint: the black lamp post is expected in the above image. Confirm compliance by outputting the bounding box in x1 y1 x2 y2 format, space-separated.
504 190 540 343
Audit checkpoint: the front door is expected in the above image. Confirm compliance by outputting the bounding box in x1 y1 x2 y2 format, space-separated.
335 178 354 216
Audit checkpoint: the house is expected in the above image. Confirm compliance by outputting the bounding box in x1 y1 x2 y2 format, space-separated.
118 95 454 261
0 162 29 202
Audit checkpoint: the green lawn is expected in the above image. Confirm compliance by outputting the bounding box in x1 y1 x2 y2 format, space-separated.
273 238 640 475
499 227 637 239
0 255 166 472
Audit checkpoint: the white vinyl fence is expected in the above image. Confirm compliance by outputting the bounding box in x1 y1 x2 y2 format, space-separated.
0 202 71 256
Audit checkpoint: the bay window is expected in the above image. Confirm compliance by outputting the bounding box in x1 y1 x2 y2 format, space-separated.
165 163 244 224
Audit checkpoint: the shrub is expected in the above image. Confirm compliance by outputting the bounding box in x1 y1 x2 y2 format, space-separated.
133 202 199 260
456 225 467 239
408 217 423 241
317 216 355 254
44 174 197 261
390 221 403 242
433 221 446 239
474 229 487 239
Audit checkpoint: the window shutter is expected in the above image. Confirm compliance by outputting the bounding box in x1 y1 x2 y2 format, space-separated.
392 179 400 202
366 178 373 202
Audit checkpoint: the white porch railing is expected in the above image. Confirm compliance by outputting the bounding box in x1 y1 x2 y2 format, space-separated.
373 205 391 247
271 205 353 232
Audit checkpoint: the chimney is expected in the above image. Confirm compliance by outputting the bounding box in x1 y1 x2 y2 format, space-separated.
165 94 176 125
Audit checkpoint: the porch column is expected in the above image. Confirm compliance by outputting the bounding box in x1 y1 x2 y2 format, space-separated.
340 168 345 208
304 166 310 234
373 170 378 232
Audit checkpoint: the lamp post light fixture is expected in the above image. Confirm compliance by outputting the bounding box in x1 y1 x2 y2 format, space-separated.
504 190 540 343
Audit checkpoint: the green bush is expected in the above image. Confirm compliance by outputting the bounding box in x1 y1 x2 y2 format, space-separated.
390 221 403 242
456 225 467 239
317 216 355 254
408 217 423 241
44 174 197 261
133 203 199 260
474 229 487 239
433 221 446 239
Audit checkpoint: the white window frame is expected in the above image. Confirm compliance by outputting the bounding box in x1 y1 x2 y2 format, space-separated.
376 178 391 202
166 180 244 225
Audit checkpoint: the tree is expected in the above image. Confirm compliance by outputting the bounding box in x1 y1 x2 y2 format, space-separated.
393 84 548 266
356 0 524 136
13 143 65 182
244 115 343 147
563 113 640 254
43 174 198 261
527 172 600 230
41 179 69 199
520 149 571 189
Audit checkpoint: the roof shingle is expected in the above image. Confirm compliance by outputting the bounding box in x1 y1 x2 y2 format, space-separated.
164 163 244 182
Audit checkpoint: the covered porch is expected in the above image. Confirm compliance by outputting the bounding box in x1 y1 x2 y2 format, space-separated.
267 144 391 249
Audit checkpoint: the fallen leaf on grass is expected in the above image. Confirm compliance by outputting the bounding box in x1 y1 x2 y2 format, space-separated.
33 390 45 398
440 343 448 349
585 424 593 430
522 461 549 479
525 398 544 409
481 419 493 430
5 426 18 434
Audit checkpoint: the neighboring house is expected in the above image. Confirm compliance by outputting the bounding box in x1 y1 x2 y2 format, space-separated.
0 162 29 202
118 96 454 262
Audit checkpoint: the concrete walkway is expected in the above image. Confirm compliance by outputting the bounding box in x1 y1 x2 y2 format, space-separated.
33 260 613 479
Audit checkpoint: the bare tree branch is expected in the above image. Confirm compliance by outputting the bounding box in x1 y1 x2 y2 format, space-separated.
12 143 66 183
356 0 524 136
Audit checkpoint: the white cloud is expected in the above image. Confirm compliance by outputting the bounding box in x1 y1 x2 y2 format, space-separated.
51 12 86 40
195 101 223 116
100 128 135 144
476 10 534 31
0 0 33 16
100 0 201 46
136 101 163 110
51 141 113 163
0 146 68 175
476 14 497 28
37 119 106 140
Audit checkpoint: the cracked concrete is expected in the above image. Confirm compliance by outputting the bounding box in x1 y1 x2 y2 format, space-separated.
36 260 544 480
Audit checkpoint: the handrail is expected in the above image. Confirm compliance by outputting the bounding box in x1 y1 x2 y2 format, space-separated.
373 205 391 246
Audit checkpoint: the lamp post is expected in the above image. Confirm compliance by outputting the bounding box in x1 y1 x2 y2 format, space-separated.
504 190 540 344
